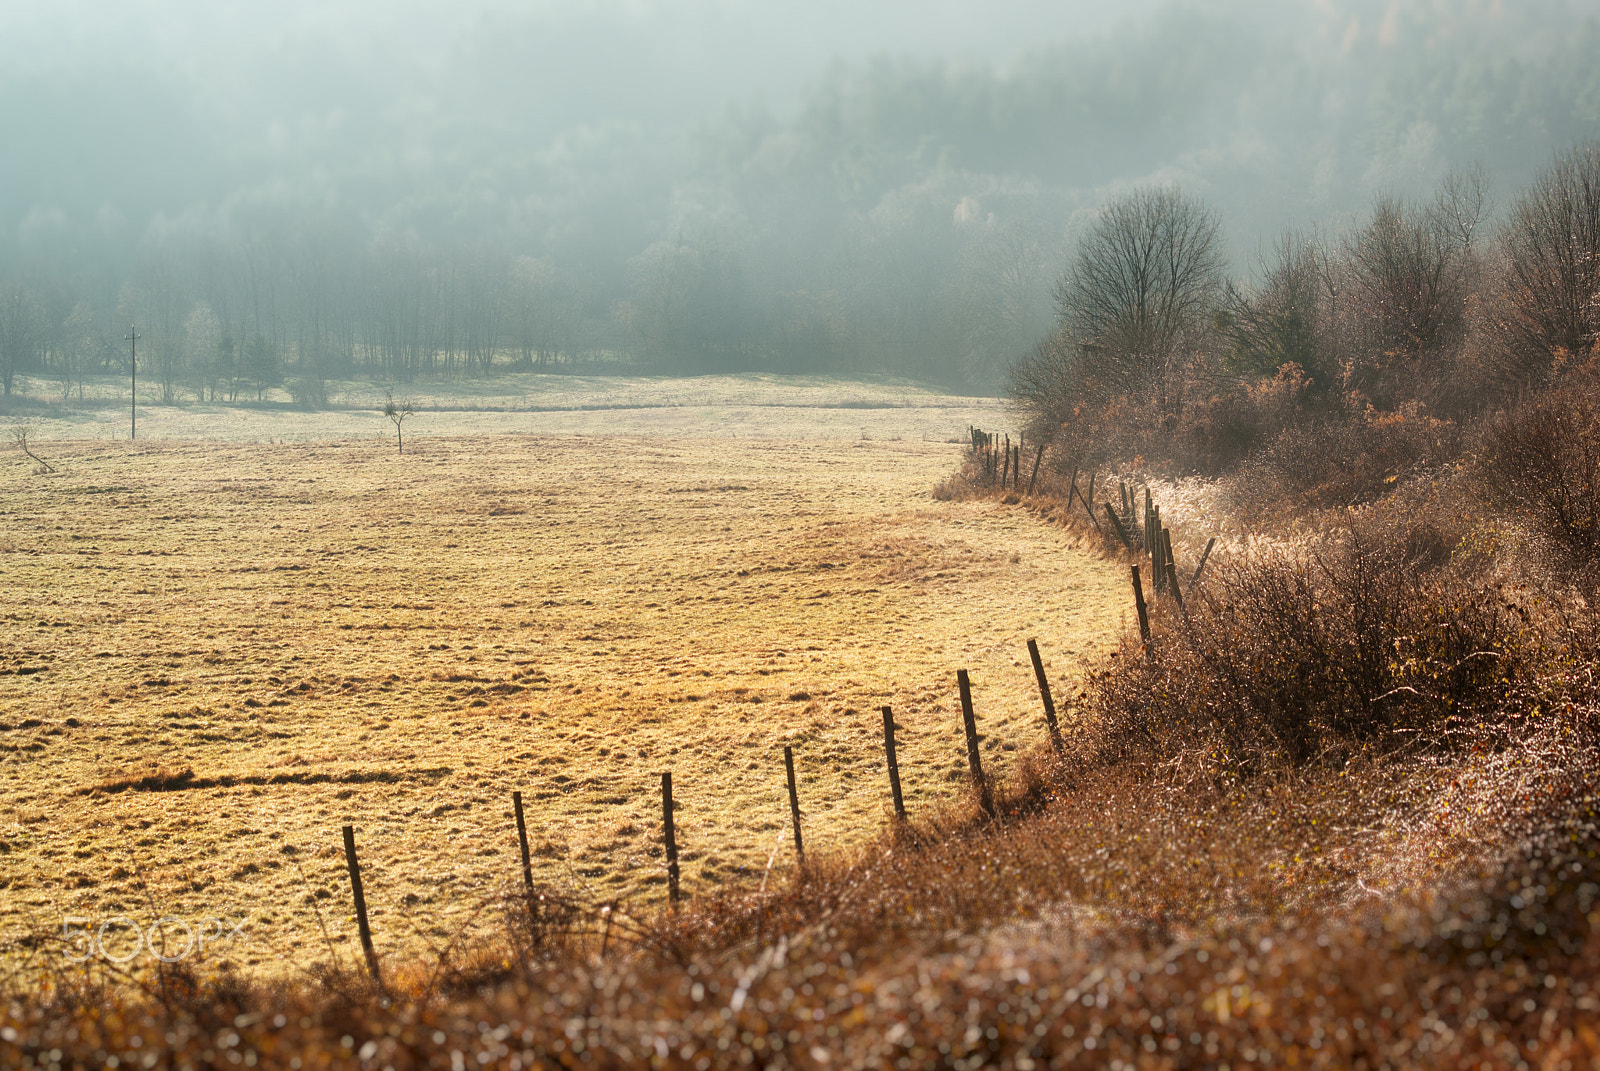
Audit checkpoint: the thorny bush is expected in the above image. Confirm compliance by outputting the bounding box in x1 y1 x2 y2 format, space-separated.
1083 509 1564 772
1483 367 1600 570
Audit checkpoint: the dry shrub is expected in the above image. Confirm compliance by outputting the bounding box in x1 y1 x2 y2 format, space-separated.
1482 367 1600 569
1046 388 1260 478
1233 401 1463 512
1040 366 1331 481
1084 506 1547 772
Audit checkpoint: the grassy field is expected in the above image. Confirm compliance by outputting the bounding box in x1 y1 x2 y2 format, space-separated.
0 394 1121 978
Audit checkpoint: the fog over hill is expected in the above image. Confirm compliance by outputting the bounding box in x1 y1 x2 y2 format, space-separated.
1 0 1597 392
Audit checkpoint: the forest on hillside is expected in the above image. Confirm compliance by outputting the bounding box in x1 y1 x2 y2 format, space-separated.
2 0 1599 400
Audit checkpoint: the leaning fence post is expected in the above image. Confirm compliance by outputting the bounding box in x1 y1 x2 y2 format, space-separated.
1163 528 1187 617
1105 503 1133 550
1158 502 1171 589
1079 479 1101 530
1131 564 1151 653
956 670 996 818
783 745 805 867
661 772 681 904
1027 444 1045 495
881 706 907 821
512 790 534 892
341 825 382 987
1190 536 1217 594
1026 639 1065 757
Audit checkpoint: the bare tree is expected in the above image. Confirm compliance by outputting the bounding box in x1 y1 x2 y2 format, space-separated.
0 279 44 396
1344 195 1473 409
1006 328 1081 443
382 391 414 455
1431 163 1492 254
1490 142 1600 382
1218 230 1333 393
1049 187 1226 416
10 425 56 474
58 301 101 402
183 302 222 401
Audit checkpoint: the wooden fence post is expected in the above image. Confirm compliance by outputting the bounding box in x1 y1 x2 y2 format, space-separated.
661 772 680 904
1026 639 1065 757
881 706 907 821
1131 565 1151 649
1151 506 1165 593
1079 479 1101 529
1027 444 1045 495
512 790 534 892
1163 528 1187 617
956 670 996 818
341 825 382 987
1191 537 1217 593
783 745 805 867
1105 503 1133 550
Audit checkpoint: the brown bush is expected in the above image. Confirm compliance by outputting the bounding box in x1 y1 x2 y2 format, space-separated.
1235 401 1464 510
1084 509 1538 771
1042 374 1300 480
1483 370 1600 568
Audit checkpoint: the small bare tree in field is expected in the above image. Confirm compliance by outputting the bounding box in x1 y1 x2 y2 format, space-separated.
382 391 414 455
10 425 56 474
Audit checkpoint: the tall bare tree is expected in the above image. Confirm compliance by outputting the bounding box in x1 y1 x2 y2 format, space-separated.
58 301 101 402
1344 195 1474 409
1219 230 1333 393
0 278 44 397
1490 142 1600 382
1050 187 1225 417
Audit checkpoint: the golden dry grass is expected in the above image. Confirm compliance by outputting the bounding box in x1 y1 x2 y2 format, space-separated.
0 429 1122 977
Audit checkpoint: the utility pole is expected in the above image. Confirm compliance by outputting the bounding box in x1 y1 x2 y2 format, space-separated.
124 325 140 440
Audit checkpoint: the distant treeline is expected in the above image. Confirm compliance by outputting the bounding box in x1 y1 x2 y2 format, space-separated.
0 211 1054 403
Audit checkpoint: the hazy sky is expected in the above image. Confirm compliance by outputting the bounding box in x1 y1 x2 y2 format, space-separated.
0 0 1172 76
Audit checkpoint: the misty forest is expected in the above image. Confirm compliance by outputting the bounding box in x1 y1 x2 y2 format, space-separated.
2 0 1599 398
5 1 1600 1069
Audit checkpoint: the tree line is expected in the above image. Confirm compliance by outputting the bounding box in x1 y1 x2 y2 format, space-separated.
0 238 592 405
0 203 1058 403
1010 142 1600 487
